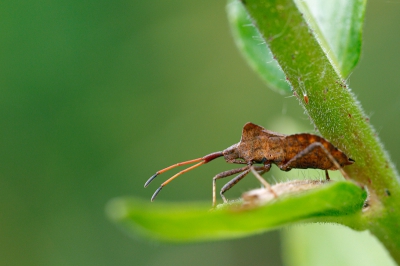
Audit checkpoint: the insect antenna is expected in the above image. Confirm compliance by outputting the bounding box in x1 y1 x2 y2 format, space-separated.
145 151 224 201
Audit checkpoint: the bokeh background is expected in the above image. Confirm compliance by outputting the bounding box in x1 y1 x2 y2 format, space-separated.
1 0 399 265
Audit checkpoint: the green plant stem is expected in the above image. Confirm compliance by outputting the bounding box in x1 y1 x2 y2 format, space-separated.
241 0 400 262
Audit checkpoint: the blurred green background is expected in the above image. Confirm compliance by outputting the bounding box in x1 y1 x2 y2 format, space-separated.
1 1 399 265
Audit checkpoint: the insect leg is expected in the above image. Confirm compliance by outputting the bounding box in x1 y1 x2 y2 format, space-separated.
325 170 330 181
280 142 350 180
250 165 277 197
219 167 252 204
212 165 250 207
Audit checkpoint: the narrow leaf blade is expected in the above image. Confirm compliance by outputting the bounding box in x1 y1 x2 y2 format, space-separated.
296 0 366 77
227 0 291 94
107 182 366 242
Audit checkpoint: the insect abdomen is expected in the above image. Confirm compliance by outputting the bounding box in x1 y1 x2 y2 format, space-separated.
283 134 337 170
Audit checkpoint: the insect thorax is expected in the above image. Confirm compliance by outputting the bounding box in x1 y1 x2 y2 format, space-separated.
222 143 241 162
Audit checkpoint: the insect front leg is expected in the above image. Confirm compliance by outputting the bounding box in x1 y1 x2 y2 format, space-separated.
280 142 350 180
212 165 251 207
215 164 274 206
219 167 252 204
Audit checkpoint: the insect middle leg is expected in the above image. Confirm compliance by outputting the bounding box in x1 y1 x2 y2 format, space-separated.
280 142 350 180
250 165 277 197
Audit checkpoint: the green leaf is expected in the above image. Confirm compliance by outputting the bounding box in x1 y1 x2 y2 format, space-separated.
226 0 366 94
296 0 366 77
227 0 291 94
106 181 366 242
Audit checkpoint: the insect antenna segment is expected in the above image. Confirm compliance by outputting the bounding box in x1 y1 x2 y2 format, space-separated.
144 151 224 201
